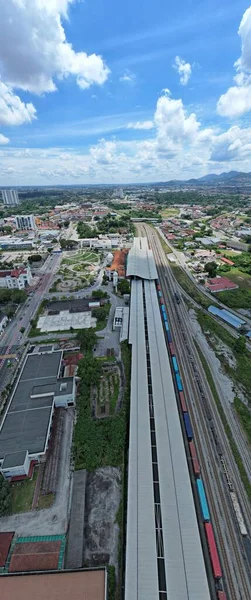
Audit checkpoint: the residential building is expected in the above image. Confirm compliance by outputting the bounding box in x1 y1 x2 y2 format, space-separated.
0 265 32 289
205 277 238 293
1 189 20 206
15 214 36 231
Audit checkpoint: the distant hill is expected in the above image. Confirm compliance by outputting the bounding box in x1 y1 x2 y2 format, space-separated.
159 171 251 188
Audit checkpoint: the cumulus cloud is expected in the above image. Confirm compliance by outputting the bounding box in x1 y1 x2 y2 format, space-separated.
0 0 109 95
127 120 154 130
0 133 9 145
217 7 251 116
0 81 36 126
154 91 202 156
119 70 136 84
173 56 192 85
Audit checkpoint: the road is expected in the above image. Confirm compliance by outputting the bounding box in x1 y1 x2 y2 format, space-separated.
0 253 62 379
139 224 251 600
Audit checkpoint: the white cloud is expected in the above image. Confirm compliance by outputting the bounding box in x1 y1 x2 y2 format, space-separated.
2 92 251 185
119 70 136 84
0 81 36 126
217 7 251 117
127 120 154 130
0 0 109 95
173 56 192 85
0 133 9 144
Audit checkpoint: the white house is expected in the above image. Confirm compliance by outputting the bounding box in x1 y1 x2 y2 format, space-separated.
0 265 33 289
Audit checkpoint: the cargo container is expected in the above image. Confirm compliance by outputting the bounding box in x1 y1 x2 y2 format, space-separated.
184 412 193 440
164 321 169 333
205 522 222 579
161 305 166 315
179 391 187 413
175 373 183 392
217 592 227 600
169 342 175 355
163 313 168 322
196 479 210 521
172 356 179 374
167 330 172 343
158 290 163 297
156 283 161 291
189 440 200 476
160 298 164 305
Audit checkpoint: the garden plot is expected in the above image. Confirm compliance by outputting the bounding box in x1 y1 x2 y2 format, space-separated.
51 251 100 292
93 365 121 417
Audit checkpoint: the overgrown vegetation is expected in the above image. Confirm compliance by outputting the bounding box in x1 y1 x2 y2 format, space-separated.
0 476 12 516
234 398 251 446
74 342 130 472
77 328 98 353
171 265 212 308
195 343 251 500
0 288 26 305
28 299 48 337
11 470 38 514
196 310 251 402
217 287 251 309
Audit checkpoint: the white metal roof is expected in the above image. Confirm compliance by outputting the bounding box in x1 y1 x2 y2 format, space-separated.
144 280 211 599
125 279 159 599
126 236 158 280
125 273 211 599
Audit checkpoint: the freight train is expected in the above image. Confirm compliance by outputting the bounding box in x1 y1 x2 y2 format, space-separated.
156 279 227 596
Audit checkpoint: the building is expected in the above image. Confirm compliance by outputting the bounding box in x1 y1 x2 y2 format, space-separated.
106 249 129 279
113 306 129 341
205 276 238 293
15 215 36 231
0 348 76 480
37 298 100 333
0 569 107 600
1 189 20 206
208 305 246 329
0 266 32 289
0 236 35 250
0 313 8 333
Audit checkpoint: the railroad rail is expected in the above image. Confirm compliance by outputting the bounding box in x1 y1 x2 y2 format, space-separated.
138 224 251 600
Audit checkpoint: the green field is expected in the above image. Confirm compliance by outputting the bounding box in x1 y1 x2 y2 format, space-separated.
11 470 38 513
218 268 251 290
62 251 99 266
160 208 179 218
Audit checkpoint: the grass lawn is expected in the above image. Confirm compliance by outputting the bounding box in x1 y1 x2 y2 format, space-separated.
171 265 212 308
218 268 251 290
11 469 38 514
161 208 179 218
217 287 251 309
37 493 55 510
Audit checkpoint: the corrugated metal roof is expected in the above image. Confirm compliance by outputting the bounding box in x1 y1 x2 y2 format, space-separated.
126 273 210 599
144 280 210 599
125 279 159 599
126 237 158 280
208 305 245 328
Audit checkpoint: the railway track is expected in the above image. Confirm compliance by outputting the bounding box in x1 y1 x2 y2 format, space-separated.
138 224 251 600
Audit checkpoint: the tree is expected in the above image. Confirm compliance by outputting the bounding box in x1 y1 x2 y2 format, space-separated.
92 307 108 322
117 279 130 295
204 261 218 278
92 289 108 298
60 238 77 250
78 354 102 386
77 328 98 352
234 335 246 354
0 476 11 516
28 254 42 262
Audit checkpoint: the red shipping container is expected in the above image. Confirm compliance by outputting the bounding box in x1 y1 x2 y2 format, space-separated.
160 298 164 305
169 342 175 356
217 592 227 600
189 440 200 476
179 391 187 413
205 522 222 579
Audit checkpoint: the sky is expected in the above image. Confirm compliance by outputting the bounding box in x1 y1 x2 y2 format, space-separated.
0 0 251 185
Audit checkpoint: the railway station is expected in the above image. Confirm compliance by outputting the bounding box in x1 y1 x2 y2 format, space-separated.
125 237 211 599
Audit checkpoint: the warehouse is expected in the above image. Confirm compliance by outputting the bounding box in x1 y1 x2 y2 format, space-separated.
0 350 76 479
1 569 107 600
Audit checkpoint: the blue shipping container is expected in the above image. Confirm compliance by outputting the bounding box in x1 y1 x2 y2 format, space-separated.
167 330 172 343
172 356 179 374
196 479 210 521
175 373 183 392
161 305 166 314
165 321 169 333
184 412 193 440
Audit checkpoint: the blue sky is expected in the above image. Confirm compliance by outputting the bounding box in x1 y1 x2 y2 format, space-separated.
0 0 251 184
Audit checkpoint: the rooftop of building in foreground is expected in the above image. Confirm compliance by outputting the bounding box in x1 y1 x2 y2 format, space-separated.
1 568 107 600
